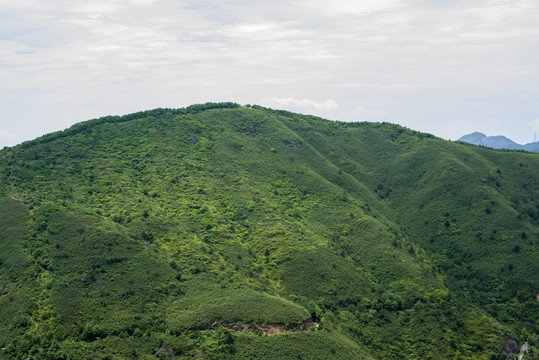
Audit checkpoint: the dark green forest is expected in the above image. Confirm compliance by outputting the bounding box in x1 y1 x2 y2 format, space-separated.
0 103 537 359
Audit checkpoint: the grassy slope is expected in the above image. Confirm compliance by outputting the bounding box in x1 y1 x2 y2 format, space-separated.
279 112 539 290
0 103 537 359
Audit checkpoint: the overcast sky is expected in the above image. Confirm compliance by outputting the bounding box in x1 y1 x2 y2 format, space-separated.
1 0 539 148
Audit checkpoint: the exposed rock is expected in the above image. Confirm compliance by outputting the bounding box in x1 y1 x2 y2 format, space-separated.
290 142 302 149
186 317 316 335
190 135 197 144
519 342 529 360
204 136 215 141
499 338 520 359
301 317 314 329
227 322 250 333
0 290 7 297
155 348 180 357
256 323 282 335
10 194 24 202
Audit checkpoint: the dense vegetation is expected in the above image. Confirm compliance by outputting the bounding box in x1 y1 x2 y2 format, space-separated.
0 103 537 359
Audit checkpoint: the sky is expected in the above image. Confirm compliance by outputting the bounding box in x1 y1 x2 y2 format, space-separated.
1 0 539 148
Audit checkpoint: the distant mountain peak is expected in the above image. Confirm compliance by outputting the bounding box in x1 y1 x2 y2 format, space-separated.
459 132 539 152
464 131 487 138
458 132 487 145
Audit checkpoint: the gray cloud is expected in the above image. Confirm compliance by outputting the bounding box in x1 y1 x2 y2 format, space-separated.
1 0 538 146
261 97 340 118
0 129 17 139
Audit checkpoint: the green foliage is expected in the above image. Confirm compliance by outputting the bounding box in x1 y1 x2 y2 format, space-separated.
228 330 374 360
280 248 375 306
167 275 310 329
0 198 33 349
0 103 537 359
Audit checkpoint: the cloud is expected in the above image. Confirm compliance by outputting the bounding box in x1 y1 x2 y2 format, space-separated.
299 0 400 15
261 97 339 116
0 0 160 12
0 129 18 139
1 0 538 147
351 104 389 119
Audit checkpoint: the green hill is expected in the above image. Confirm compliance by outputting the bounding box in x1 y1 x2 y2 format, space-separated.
0 103 537 359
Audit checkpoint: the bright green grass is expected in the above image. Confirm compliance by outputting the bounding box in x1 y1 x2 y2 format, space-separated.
167 275 310 329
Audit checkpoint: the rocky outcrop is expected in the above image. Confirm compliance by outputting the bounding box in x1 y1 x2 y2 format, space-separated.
155 348 180 357
186 317 316 335
499 338 520 359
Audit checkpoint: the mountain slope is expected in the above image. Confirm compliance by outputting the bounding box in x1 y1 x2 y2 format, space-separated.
0 103 537 359
459 131 487 145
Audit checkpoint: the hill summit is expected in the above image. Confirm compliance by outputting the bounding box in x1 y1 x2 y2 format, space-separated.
1 103 538 359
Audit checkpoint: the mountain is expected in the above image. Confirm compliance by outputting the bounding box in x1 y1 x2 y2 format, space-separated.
523 142 539 152
459 132 539 152
1 103 538 359
458 131 487 145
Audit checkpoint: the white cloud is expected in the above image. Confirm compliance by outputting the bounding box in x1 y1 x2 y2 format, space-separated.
0 0 160 12
261 97 339 115
351 104 389 119
1 0 539 147
299 0 400 15
0 129 18 139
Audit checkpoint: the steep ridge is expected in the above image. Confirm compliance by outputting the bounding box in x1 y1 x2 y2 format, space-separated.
0 103 537 359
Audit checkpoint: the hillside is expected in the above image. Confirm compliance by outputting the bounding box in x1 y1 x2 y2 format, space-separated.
0 103 538 359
